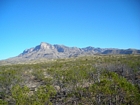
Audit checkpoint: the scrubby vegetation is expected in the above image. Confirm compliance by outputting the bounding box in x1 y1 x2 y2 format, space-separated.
0 55 140 105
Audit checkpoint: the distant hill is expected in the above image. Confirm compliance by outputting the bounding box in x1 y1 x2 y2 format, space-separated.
0 42 140 65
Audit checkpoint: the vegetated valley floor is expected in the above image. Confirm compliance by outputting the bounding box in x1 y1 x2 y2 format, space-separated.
0 55 140 105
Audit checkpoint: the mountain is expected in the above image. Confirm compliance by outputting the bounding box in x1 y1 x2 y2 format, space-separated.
102 49 140 54
18 42 83 59
0 42 140 65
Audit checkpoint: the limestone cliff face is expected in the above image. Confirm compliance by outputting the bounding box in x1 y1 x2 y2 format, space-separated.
40 42 55 50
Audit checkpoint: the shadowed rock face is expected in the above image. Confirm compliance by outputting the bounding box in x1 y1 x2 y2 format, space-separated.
0 42 140 64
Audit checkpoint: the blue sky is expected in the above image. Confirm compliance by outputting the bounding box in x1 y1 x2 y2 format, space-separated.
0 0 140 60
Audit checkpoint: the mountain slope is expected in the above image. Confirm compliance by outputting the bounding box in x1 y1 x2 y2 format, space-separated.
0 42 140 65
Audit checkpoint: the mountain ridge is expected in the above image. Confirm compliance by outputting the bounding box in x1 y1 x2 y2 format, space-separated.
0 42 140 65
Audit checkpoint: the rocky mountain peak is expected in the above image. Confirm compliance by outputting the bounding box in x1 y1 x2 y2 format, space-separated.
40 42 51 49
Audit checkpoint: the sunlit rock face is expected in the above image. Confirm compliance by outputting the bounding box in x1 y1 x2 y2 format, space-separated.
40 42 49 49
40 42 54 50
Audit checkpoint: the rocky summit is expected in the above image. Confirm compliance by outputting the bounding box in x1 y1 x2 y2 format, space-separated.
0 42 140 65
